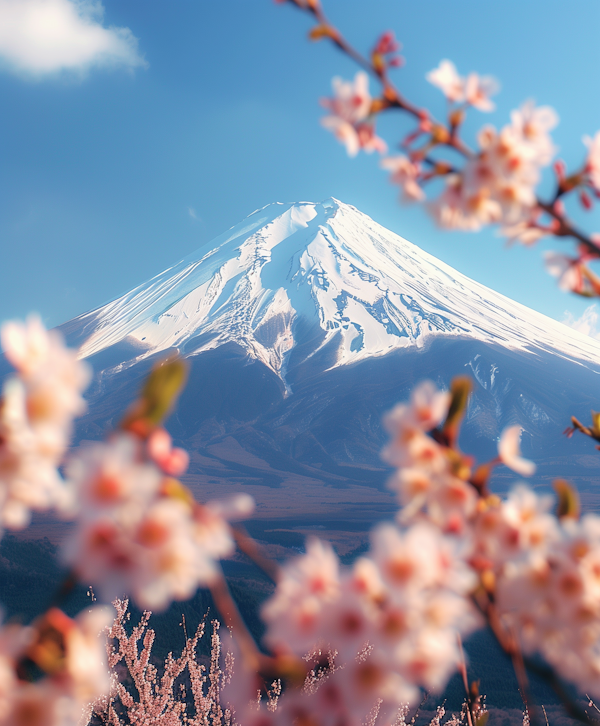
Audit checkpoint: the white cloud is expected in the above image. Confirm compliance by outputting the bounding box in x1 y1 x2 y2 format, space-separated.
0 0 146 78
562 304 600 339
188 207 198 220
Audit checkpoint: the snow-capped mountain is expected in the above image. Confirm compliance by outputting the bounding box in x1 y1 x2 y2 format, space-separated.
68 198 600 389
55 198 600 530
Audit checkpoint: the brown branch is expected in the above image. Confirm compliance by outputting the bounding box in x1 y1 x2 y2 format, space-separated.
537 200 600 257
473 594 594 726
209 573 262 673
232 526 279 584
482 597 542 726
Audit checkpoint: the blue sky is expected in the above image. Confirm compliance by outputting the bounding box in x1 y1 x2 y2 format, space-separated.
1 0 600 333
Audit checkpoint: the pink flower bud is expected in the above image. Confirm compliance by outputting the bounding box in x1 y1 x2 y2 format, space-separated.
580 190 593 210
553 159 566 181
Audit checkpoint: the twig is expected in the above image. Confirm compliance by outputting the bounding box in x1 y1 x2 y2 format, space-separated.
232 526 279 584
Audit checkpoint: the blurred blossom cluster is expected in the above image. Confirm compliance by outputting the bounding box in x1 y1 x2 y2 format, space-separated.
0 606 110 726
225 376 600 724
62 431 254 610
300 0 600 298
0 316 90 530
253 526 477 725
0 317 254 724
0 313 599 723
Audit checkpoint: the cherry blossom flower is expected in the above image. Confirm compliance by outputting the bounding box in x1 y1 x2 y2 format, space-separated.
498 425 536 477
507 101 558 166
544 251 585 293
426 60 464 103
65 433 161 515
500 486 557 553
0 317 90 531
63 435 251 610
321 72 386 156
383 381 450 436
381 155 425 202
261 537 341 655
464 72 499 112
501 219 548 246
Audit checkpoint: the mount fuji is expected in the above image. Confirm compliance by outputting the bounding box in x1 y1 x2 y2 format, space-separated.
54 198 600 548
65 198 600 386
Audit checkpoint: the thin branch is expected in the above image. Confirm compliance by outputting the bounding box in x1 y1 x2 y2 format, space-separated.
232 526 279 584
473 593 594 726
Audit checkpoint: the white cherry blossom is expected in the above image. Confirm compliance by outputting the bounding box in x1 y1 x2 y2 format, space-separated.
0 317 90 531
498 425 536 476
426 60 464 102
381 155 425 202
464 72 499 112
321 72 386 156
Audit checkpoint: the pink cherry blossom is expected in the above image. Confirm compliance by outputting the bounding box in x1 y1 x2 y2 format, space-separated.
507 101 558 166
544 251 584 293
426 60 464 103
464 72 499 112
0 316 90 531
381 155 425 202
501 219 548 246
261 537 340 654
66 433 161 514
321 72 386 157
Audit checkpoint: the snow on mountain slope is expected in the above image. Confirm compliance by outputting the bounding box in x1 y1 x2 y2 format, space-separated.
72 198 600 383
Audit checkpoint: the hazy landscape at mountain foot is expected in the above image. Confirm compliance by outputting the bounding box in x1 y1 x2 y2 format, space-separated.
48 197 600 555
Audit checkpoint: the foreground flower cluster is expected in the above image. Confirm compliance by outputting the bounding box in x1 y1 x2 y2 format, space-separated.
0 319 254 724
221 379 600 725
0 316 90 530
63 431 254 610
0 607 110 726
379 382 600 699
279 0 600 297
1 316 599 725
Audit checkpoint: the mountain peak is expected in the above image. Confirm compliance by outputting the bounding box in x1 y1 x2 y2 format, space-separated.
67 200 600 387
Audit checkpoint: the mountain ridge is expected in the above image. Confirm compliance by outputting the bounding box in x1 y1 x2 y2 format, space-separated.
61 198 600 393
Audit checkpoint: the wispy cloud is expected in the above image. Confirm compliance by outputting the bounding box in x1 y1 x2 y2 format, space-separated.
188 207 199 221
0 0 147 78
562 304 600 339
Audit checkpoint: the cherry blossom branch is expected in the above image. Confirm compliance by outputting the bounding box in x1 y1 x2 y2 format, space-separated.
277 0 600 295
473 596 542 726
524 659 596 726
